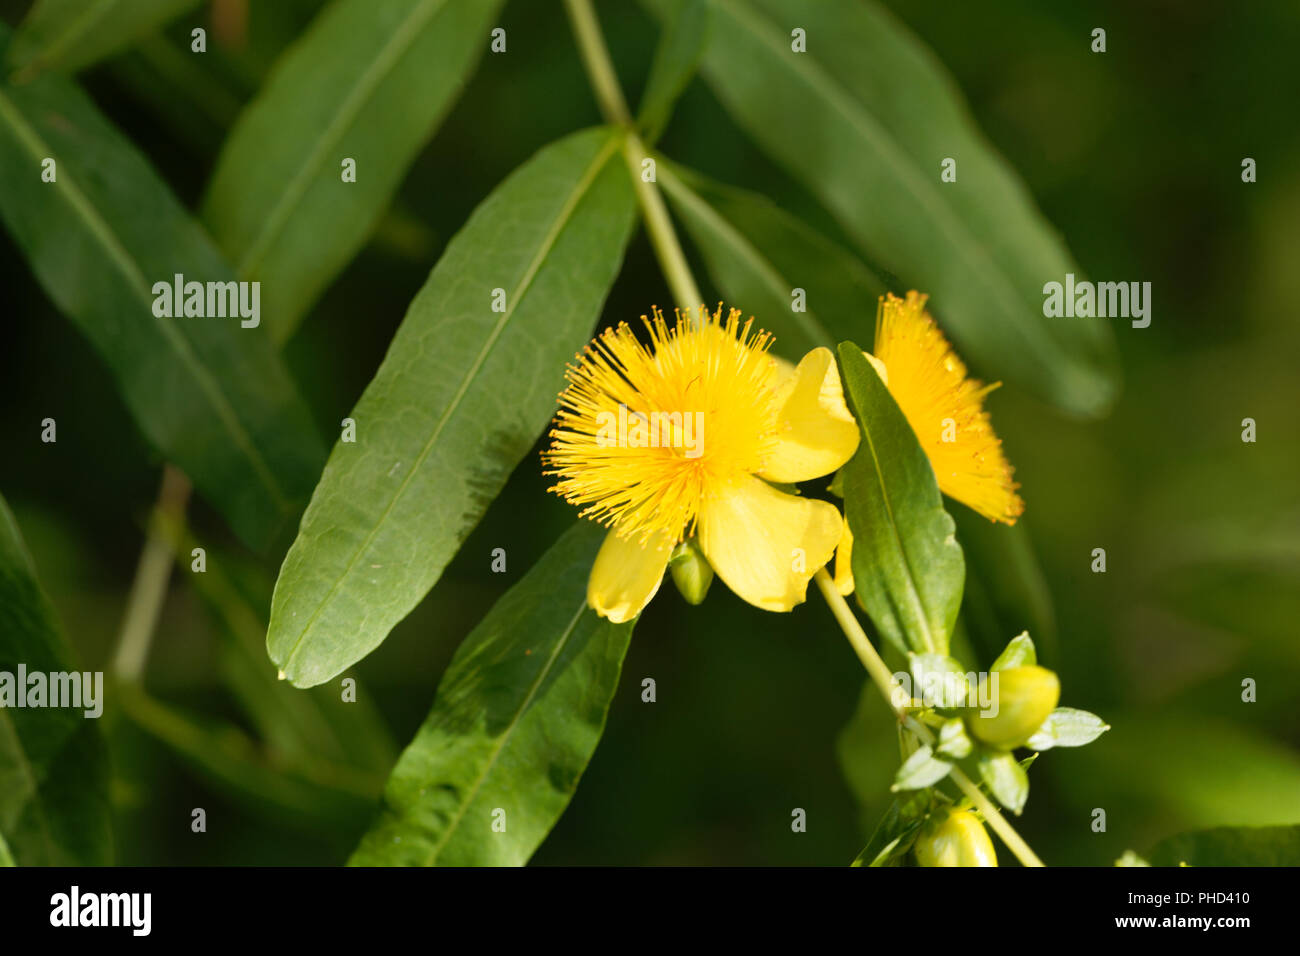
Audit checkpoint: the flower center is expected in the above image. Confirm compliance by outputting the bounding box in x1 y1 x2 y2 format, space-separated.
544 306 783 544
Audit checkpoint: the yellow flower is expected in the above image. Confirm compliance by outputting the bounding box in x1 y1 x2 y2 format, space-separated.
544 305 859 622
870 291 1023 525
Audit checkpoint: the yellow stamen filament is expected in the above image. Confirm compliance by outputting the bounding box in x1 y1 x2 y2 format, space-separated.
544 305 785 544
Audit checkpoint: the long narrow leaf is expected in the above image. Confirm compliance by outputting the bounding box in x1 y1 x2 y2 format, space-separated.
267 127 636 687
202 0 506 343
837 344 965 656
0 29 325 551
7 0 199 77
350 521 632 866
648 0 1118 416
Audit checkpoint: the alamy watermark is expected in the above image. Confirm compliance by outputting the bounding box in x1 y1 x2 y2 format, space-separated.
50 886 150 936
151 273 260 328
596 404 704 458
1043 273 1150 328
0 665 103 718
891 665 999 716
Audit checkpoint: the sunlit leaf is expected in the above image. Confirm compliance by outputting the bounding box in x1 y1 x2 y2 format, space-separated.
350 522 633 866
267 127 636 687
978 749 1029 814
892 745 952 792
836 344 965 657
1025 707 1109 751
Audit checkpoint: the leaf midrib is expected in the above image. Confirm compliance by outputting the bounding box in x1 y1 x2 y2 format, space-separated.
231 0 454 278
851 371 940 654
421 600 588 866
0 87 292 514
713 0 1064 368
277 132 623 677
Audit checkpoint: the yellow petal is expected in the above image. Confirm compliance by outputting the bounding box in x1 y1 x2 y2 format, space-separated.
588 526 673 623
697 474 842 612
758 347 861 483
833 520 855 596
872 292 1024 524
769 352 797 385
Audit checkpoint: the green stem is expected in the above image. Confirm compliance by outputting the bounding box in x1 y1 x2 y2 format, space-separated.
563 0 632 125
112 465 191 684
564 0 703 312
948 761 1044 867
622 134 703 310
814 570 1044 867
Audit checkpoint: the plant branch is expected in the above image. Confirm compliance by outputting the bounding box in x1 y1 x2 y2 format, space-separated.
563 0 632 126
112 464 191 684
565 0 703 311
622 135 703 310
814 569 1045 867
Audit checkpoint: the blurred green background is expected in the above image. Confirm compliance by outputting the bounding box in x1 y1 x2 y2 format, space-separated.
2 0 1298 865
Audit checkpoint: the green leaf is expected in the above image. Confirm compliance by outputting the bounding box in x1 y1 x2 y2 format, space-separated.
637 0 710 144
908 653 970 709
978 749 1029 815
1148 826 1300 867
0 34 326 552
852 795 926 867
202 0 506 343
891 745 952 792
1025 707 1109 751
0 493 111 865
990 632 1036 672
659 161 886 359
836 344 965 656
349 522 633 866
7 0 199 77
650 0 1118 416
267 127 636 687
851 805 920 868
935 717 972 760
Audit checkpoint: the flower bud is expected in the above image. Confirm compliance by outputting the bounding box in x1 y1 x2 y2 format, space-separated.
968 665 1060 749
914 809 997 867
669 539 713 605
